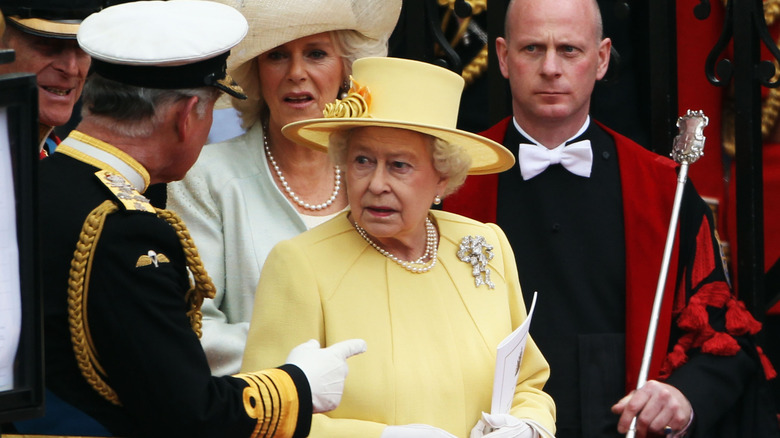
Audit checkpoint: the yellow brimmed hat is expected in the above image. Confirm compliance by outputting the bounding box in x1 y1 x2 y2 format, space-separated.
282 57 515 175
1 0 114 39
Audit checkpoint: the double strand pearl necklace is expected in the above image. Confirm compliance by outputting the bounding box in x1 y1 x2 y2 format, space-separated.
353 217 438 273
263 130 341 211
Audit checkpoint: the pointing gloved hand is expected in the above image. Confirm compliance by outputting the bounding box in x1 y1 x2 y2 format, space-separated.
381 424 458 438
284 338 367 413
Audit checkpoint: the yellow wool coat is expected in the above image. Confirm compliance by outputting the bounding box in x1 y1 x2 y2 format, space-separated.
242 210 556 438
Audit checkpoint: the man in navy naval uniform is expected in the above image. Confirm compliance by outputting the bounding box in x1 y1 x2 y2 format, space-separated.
14 1 365 436
445 0 778 436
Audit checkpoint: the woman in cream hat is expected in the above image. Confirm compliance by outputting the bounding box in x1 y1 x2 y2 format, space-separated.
242 57 556 438
166 0 401 376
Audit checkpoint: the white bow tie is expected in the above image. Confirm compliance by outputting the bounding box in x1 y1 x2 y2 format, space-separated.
518 139 593 180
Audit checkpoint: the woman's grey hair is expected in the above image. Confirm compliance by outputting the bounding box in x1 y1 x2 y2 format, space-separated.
81 74 221 138
328 128 472 198
232 29 389 130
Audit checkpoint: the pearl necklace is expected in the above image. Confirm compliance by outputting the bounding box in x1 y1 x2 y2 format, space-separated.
353 217 438 273
263 130 341 211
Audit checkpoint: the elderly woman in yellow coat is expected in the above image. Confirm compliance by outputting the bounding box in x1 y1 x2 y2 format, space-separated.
242 57 556 438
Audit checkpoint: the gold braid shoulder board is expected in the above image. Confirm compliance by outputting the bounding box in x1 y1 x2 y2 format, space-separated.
68 171 216 406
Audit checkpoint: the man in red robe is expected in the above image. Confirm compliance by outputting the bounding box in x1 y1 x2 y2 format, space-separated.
444 0 775 436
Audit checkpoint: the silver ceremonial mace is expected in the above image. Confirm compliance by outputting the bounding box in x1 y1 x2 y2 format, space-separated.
626 110 708 438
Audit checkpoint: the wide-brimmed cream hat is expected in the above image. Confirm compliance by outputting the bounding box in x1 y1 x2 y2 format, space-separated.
215 0 401 101
283 57 515 175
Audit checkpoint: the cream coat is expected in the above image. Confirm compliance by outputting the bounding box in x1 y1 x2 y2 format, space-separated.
167 123 307 375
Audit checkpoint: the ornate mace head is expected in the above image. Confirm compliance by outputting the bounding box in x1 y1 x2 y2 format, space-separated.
672 109 709 164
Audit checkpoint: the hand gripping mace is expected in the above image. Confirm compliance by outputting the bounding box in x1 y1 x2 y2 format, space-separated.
626 110 708 438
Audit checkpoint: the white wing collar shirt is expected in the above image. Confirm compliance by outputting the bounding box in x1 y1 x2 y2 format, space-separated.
515 116 593 180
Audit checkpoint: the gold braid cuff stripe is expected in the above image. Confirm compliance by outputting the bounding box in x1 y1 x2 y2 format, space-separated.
236 369 300 438
68 201 216 405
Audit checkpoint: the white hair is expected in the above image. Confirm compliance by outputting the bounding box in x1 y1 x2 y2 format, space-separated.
81 74 220 137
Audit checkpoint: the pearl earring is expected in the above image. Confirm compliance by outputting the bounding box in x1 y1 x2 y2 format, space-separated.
339 79 350 99
433 195 442 205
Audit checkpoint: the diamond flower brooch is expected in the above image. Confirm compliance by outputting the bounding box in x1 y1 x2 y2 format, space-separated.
457 235 495 289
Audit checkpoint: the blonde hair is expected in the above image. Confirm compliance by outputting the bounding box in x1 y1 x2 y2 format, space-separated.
328 128 472 198
232 29 389 130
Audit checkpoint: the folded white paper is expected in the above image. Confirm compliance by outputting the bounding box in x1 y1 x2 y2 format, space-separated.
491 291 538 415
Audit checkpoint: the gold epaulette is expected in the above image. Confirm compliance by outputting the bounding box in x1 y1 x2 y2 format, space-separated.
68 194 216 406
95 169 155 213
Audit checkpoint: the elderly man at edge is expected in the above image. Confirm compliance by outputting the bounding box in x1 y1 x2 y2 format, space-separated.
444 0 778 437
0 0 100 157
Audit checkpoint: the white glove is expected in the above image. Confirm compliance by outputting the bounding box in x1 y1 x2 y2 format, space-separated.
381 424 458 438
284 338 367 413
470 413 538 438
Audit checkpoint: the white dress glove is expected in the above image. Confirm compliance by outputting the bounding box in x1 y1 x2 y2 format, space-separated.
381 424 458 438
284 338 367 413
470 413 539 438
